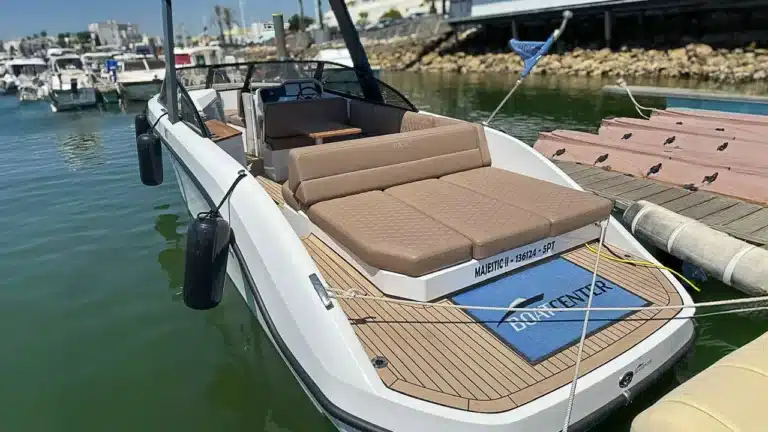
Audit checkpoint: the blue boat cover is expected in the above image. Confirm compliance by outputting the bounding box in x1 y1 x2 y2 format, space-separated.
452 258 649 364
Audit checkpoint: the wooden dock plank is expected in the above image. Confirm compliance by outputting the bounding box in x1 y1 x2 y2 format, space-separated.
599 178 653 195
553 161 592 175
661 192 717 213
581 174 637 192
724 208 768 235
643 188 692 206
578 171 627 187
617 183 672 202
679 197 741 220
569 167 608 181
699 203 764 226
751 225 768 241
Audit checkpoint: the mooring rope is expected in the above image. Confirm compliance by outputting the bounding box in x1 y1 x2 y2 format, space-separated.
616 78 655 120
327 288 768 314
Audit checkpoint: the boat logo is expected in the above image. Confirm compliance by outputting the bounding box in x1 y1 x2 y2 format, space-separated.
635 359 653 374
496 294 545 327
619 371 634 388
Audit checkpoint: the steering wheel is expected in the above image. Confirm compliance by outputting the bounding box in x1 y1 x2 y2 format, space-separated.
296 84 320 100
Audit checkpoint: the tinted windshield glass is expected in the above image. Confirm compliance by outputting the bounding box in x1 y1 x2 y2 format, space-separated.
12 65 47 76
243 61 416 111
320 66 414 111
55 58 84 71
145 59 166 70
248 62 315 84
123 61 146 72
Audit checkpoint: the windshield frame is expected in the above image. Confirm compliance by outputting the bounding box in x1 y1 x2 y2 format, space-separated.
187 60 417 112
54 57 84 72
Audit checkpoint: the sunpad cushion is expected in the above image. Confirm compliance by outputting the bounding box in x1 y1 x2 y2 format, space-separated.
386 179 551 259
308 191 472 277
442 167 612 236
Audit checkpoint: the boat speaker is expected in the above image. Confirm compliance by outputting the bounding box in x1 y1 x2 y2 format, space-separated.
183 214 232 310
136 133 163 186
134 113 150 139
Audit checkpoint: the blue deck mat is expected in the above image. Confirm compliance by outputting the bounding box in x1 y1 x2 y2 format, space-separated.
452 258 649 364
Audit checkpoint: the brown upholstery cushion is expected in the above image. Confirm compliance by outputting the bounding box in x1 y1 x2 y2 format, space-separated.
348 99 465 135
266 135 316 151
442 167 613 236
287 123 490 206
265 98 348 138
386 179 551 259
282 181 301 210
308 191 472 276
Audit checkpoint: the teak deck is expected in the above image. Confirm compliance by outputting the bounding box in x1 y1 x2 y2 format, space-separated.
257 175 684 413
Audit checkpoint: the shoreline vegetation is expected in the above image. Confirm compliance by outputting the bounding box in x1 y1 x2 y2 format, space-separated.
245 30 768 84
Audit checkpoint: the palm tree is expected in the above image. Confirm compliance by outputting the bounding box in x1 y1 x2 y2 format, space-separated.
297 0 305 32
223 7 234 45
214 5 225 44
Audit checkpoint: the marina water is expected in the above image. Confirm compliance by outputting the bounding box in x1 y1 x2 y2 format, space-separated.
1 73 766 431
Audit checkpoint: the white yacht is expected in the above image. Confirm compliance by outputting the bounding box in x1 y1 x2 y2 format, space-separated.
175 46 224 68
82 50 119 77
81 50 121 104
1 58 47 96
314 47 381 77
133 2 695 431
116 57 165 101
47 54 98 112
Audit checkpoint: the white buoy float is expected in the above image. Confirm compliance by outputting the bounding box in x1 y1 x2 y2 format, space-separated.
624 200 768 296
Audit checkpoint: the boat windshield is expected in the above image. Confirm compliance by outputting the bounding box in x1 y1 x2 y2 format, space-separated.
173 60 416 111
11 64 47 76
55 58 84 71
123 60 147 72
145 59 166 70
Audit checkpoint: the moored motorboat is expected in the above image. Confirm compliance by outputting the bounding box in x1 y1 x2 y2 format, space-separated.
116 57 165 101
47 54 98 112
133 2 696 431
1 58 47 96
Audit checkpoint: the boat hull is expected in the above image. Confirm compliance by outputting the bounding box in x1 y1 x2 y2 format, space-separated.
151 100 695 431
118 80 162 101
50 88 98 112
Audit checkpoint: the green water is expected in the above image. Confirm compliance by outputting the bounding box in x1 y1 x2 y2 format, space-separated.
1 73 766 431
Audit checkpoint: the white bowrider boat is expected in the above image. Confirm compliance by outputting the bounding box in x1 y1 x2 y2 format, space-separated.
47 54 98 112
116 57 165 101
133 2 695 431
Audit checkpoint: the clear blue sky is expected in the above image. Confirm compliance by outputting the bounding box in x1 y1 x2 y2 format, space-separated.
0 0 312 40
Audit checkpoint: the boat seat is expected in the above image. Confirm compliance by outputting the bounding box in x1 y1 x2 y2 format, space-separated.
441 167 613 236
264 98 348 150
283 113 609 277
348 99 461 136
308 191 473 276
286 122 490 207
386 179 551 259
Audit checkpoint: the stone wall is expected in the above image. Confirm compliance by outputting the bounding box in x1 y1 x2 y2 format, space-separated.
247 31 768 83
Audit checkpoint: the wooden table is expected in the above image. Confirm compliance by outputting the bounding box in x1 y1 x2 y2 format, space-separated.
301 121 362 145
205 119 242 143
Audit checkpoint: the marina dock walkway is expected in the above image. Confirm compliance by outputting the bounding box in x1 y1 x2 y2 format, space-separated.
554 160 768 247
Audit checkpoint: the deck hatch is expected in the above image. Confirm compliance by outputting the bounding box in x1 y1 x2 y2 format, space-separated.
452 258 650 364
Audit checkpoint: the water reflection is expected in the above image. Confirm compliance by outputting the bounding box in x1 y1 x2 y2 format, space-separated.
55 126 103 170
154 204 187 299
